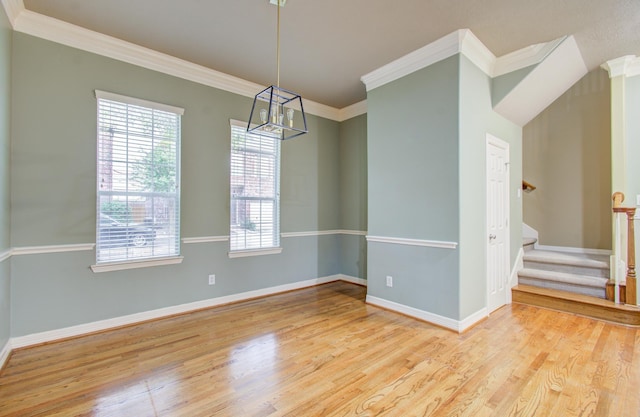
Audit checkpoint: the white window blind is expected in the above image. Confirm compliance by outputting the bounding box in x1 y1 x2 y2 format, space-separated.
230 120 281 252
96 90 182 264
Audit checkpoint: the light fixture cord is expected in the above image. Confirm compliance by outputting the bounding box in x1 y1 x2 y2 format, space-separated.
276 1 280 89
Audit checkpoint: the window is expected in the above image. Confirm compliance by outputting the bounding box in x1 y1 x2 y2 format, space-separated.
96 91 182 264
230 120 281 254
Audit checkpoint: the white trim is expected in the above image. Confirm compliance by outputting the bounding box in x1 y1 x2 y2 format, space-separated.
366 235 458 249
9 274 361 349
459 29 495 76
182 236 229 244
337 100 367 121
228 247 283 258
459 308 489 331
91 256 184 273
95 90 184 115
0 248 11 263
493 35 587 127
0 0 22 26
510 248 524 290
281 229 366 238
535 245 612 256
601 55 640 78
339 229 368 236
12 243 95 255
281 230 337 238
361 30 462 92
338 274 367 286
8 8 341 121
366 295 486 333
0 339 11 370
493 37 564 77
522 222 538 241
361 28 565 93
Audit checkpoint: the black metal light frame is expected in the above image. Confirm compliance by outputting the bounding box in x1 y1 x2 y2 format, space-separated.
247 85 308 140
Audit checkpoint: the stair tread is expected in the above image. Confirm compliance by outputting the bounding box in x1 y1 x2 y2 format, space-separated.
523 249 609 269
518 268 608 287
513 284 640 313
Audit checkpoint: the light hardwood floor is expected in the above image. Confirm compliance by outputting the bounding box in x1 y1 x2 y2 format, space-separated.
1 281 639 416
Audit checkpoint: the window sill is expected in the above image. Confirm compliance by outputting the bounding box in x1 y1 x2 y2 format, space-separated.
228 247 282 258
91 256 184 273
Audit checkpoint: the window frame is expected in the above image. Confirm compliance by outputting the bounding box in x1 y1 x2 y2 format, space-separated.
92 90 184 271
229 119 282 257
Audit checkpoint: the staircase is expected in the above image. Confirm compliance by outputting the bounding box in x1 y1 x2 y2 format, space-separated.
518 245 609 299
513 238 640 326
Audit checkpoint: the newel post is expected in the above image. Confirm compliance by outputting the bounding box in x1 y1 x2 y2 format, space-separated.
625 208 637 305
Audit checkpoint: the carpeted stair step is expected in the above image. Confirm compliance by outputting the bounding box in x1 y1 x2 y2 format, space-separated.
518 268 608 299
523 250 609 279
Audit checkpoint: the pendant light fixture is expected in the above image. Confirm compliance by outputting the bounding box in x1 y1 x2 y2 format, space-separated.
247 0 308 140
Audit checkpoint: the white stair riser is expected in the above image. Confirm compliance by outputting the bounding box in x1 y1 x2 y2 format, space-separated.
523 260 609 278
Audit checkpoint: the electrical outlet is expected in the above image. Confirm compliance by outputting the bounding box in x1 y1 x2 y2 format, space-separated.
208 274 216 285
386 275 393 287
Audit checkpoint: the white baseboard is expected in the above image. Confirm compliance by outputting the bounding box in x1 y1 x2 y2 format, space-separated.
535 244 611 256
338 274 367 286
507 248 525 305
0 339 11 370
522 223 538 240
10 275 366 349
511 248 524 288
365 295 486 333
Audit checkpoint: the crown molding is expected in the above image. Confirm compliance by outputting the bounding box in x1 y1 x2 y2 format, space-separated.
6 6 344 121
493 36 565 77
601 55 640 78
0 0 22 26
459 29 495 76
361 28 564 92
338 100 367 121
361 29 463 92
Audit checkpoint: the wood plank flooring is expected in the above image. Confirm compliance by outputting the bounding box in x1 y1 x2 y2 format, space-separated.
513 284 640 326
1 281 639 416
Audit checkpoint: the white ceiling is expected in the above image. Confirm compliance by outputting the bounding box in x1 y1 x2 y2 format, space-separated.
19 0 640 109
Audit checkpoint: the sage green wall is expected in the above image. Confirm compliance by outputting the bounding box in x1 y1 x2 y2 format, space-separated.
459 56 522 318
367 55 460 319
523 69 611 249
492 64 537 107
9 33 350 336
339 114 367 278
624 75 640 207
0 5 11 349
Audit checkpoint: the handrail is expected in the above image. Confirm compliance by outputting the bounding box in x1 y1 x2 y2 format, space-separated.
522 180 537 193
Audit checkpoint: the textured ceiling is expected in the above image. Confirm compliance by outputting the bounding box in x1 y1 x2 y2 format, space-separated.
22 0 640 109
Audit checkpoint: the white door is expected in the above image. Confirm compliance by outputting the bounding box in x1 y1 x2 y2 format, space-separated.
486 134 510 313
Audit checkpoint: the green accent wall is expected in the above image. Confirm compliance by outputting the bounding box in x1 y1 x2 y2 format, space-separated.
367 54 522 322
0 5 11 350
0 6 10 251
625 75 640 205
339 114 367 278
367 55 461 319
459 55 522 318
9 32 365 337
492 64 537 107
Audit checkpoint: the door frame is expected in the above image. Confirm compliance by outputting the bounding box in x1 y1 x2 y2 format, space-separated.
486 134 511 313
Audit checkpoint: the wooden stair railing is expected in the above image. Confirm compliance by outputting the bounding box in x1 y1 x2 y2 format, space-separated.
608 192 637 305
